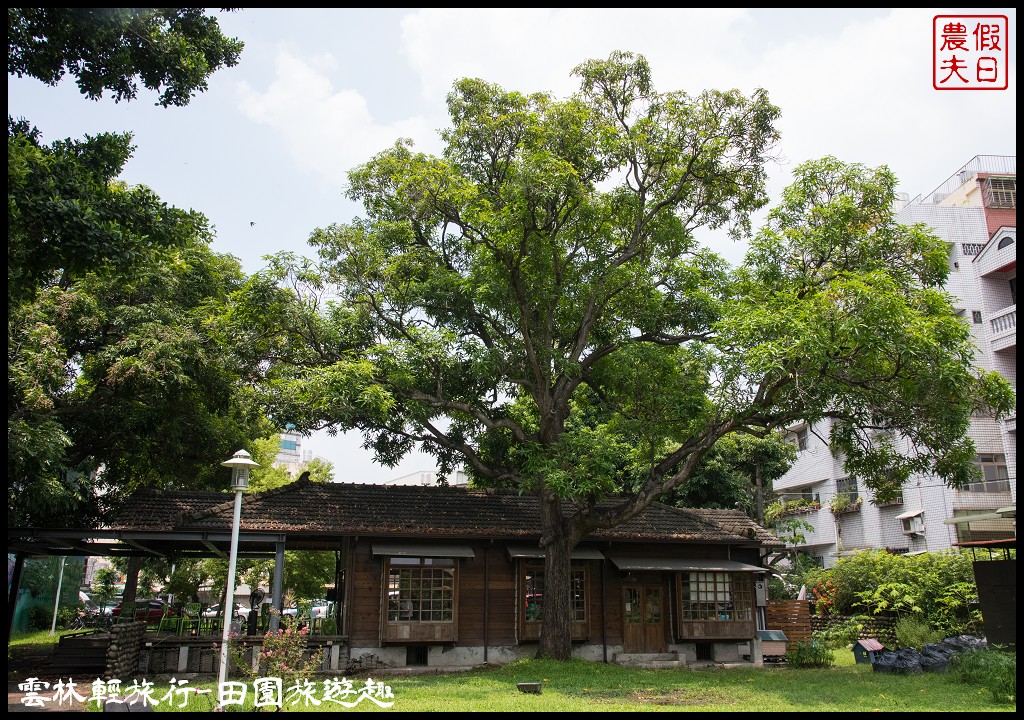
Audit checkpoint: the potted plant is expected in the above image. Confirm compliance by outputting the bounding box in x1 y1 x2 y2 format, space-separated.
830 495 862 514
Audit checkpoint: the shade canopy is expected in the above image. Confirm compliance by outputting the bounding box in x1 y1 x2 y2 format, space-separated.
609 557 764 572
506 546 605 560
371 543 475 558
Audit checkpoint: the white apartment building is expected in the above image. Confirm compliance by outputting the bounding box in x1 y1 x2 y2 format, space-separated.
772 156 1016 568
274 423 314 479
383 469 469 486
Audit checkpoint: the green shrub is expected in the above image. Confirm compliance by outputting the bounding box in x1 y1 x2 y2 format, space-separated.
56 605 81 630
950 647 1016 704
806 550 980 634
785 639 834 668
27 603 53 631
814 616 867 649
895 615 943 649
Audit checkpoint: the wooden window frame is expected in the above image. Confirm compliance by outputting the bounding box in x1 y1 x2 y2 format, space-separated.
518 559 590 642
677 572 754 622
382 557 458 643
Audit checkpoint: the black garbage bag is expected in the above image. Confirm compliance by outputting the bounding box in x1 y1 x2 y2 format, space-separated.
872 650 900 674
956 634 987 651
919 649 949 673
892 648 924 675
921 642 954 659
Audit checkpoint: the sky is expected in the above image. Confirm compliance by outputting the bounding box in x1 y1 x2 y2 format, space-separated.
8 8 1016 483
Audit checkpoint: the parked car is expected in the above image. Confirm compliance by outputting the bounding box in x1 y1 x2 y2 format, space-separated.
311 600 330 620
279 600 330 620
111 598 174 623
203 603 249 620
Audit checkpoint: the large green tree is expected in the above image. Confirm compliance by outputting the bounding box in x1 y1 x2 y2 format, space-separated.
8 9 268 528
8 7 243 107
8 123 274 526
246 52 1013 659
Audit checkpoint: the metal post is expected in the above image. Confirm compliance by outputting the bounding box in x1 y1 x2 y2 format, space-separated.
218 488 243 689
50 556 66 635
271 542 284 632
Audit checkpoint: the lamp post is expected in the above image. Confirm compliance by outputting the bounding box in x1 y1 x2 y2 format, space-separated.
218 449 259 693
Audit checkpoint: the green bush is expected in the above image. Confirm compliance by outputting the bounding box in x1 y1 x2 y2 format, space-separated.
56 605 82 630
27 603 53 631
949 647 1016 704
785 639 834 668
814 616 867 649
894 615 943 649
804 550 980 634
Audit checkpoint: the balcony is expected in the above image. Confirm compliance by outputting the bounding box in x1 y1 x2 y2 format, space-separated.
973 232 1016 278
988 305 1016 352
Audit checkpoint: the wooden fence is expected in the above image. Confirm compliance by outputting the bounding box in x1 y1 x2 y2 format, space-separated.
765 599 812 650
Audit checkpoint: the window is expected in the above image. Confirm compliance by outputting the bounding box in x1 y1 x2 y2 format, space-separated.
386 558 455 623
678 572 753 622
964 454 1011 493
786 425 809 451
836 476 859 504
878 493 904 507
781 488 817 504
518 559 590 641
997 236 1015 250
961 243 986 257
953 510 1016 543
984 176 1016 208
521 560 586 624
971 311 983 324
1010 277 1016 305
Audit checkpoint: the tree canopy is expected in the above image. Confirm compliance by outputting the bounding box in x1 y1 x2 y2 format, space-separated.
7 122 274 527
8 9 271 528
246 51 1013 658
8 7 243 107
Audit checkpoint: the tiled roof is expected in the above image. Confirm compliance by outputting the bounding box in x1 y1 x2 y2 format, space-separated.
106 490 232 531
110 479 782 547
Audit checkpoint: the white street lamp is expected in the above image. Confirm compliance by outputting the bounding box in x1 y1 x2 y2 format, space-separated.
218 449 259 693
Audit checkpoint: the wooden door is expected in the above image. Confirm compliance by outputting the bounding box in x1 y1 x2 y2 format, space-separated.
622 583 666 653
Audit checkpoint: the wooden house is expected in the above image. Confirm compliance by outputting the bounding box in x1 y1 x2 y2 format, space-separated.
26 478 784 670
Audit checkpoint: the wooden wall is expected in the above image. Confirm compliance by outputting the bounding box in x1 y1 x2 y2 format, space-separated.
346 538 765 651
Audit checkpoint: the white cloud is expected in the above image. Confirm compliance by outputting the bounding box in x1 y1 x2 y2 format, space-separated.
236 46 438 190
399 8 750 102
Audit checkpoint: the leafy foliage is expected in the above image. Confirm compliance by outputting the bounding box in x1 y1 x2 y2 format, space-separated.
894 616 944 650
662 432 795 514
804 550 981 635
949 647 1016 704
8 8 244 107
247 51 1011 659
8 122 277 526
91 567 121 609
230 622 325 693
785 639 835 668
812 615 869 650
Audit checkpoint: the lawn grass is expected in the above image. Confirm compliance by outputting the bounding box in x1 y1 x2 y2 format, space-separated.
8 633 1014 713
8 628 82 647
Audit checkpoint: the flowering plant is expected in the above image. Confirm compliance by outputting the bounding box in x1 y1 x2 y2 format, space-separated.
230 612 324 684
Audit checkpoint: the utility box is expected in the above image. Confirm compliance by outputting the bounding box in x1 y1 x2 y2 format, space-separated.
853 638 885 664
757 629 788 659
754 578 767 607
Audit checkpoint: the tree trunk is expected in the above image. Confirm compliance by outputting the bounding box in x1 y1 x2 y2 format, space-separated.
122 557 142 604
537 493 575 660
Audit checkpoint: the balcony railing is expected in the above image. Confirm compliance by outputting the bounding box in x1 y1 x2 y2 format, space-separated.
989 305 1016 351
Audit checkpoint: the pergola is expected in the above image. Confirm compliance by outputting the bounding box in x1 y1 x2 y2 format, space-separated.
6 518 341 641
